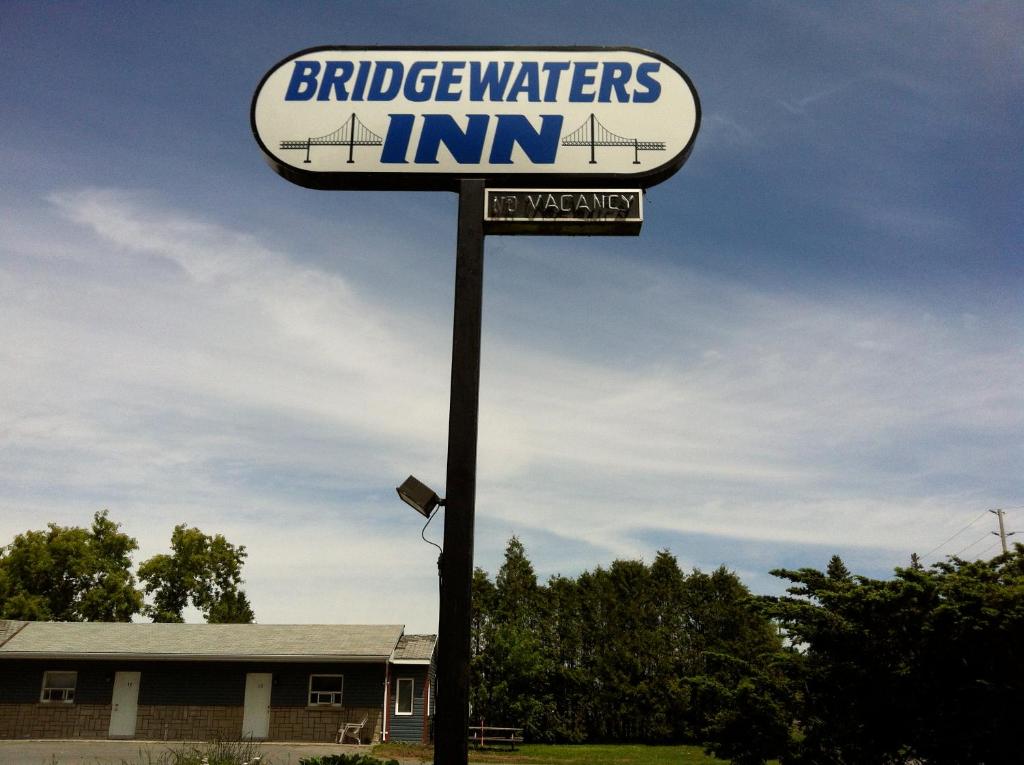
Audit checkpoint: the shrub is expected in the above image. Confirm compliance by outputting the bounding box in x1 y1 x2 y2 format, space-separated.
299 755 400 765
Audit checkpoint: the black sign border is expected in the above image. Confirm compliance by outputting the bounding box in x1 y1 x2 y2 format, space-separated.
251 45 701 192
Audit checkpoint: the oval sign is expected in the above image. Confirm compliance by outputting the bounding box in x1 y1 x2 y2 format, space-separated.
251 46 700 192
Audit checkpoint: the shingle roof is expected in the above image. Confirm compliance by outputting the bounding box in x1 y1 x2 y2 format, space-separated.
391 633 436 663
0 620 404 662
0 620 28 648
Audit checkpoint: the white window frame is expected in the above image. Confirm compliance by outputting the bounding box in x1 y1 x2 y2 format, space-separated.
308 674 344 706
40 670 77 704
395 677 414 716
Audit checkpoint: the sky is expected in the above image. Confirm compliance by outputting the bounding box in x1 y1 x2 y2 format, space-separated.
1 1 1021 632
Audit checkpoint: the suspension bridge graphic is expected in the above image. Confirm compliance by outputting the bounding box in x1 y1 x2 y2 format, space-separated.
279 112 665 167
279 113 383 164
561 113 666 165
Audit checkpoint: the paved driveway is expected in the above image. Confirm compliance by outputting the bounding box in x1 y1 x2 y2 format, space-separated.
0 739 389 765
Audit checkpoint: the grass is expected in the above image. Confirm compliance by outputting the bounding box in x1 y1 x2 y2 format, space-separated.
372 742 730 764
31 740 750 765
110 740 266 765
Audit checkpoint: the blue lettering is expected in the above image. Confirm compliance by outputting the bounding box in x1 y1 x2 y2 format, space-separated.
436 61 465 102
468 61 513 101
380 113 414 163
415 114 488 164
542 62 570 101
351 60 371 101
599 62 631 103
633 62 661 103
404 61 438 102
569 62 598 102
367 62 403 101
489 115 562 164
284 61 320 101
317 61 354 101
506 62 541 102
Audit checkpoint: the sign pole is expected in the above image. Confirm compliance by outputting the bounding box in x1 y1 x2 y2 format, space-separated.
252 46 700 765
436 178 485 765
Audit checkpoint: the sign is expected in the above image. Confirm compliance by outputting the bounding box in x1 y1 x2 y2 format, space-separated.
484 188 643 235
251 46 700 192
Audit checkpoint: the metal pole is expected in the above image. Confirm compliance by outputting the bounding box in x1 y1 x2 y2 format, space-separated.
435 179 485 765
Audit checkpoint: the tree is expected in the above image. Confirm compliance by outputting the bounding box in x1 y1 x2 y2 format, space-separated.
688 652 795 765
138 524 254 623
0 511 143 622
680 565 782 674
752 547 1024 764
680 565 788 761
470 566 495 658
492 536 539 627
468 538 785 747
537 574 588 742
471 538 552 738
825 554 850 581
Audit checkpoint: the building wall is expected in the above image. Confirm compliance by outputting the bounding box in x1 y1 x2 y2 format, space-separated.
386 666 430 743
0 659 111 738
0 659 387 742
0 703 110 739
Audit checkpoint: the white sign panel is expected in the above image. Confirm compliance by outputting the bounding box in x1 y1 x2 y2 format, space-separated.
251 47 700 191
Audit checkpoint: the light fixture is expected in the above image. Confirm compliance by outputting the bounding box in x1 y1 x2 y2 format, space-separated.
396 475 443 518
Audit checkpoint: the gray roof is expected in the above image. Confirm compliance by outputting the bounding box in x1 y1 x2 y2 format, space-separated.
391 633 436 663
0 620 27 648
0 620 404 662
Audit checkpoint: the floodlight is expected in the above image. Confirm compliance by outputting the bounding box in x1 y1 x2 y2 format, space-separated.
397 475 442 518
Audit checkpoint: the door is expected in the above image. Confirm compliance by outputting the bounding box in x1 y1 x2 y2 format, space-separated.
108 671 141 738
242 673 272 739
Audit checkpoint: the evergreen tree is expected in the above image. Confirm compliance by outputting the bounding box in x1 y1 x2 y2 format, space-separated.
472 538 551 738
750 548 1024 764
825 554 851 581
493 536 539 626
468 537 785 747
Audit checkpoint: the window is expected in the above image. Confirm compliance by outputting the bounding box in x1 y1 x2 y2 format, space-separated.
308 674 343 706
41 671 77 704
395 677 414 716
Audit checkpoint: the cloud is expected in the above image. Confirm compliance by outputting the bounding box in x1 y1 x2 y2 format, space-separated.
778 81 854 116
0 188 1020 629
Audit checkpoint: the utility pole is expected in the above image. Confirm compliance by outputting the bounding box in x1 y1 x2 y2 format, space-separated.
990 509 1017 554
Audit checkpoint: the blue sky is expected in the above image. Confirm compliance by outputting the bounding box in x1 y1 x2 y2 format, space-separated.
1 2 1021 631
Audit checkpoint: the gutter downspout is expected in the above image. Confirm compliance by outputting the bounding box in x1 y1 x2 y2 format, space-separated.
382 659 391 742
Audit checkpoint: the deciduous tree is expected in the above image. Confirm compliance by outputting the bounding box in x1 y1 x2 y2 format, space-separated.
0 511 142 621
138 524 254 623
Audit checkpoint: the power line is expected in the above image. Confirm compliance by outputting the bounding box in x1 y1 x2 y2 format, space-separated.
976 540 1002 559
951 531 991 558
921 510 989 560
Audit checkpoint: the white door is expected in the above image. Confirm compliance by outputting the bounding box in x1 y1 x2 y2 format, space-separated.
108 671 141 738
242 673 273 739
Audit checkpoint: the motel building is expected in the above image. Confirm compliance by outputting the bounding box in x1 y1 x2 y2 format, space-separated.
0 620 435 743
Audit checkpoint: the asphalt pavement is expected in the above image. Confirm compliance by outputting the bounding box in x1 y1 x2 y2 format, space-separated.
0 739 394 765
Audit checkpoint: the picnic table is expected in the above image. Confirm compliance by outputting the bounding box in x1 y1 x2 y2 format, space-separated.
468 723 524 750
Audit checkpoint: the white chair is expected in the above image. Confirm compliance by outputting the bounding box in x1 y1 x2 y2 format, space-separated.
338 714 368 744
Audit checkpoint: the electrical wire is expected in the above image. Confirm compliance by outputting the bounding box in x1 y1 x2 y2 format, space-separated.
976 540 1002 559
421 507 443 556
920 510 989 560
951 531 991 558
